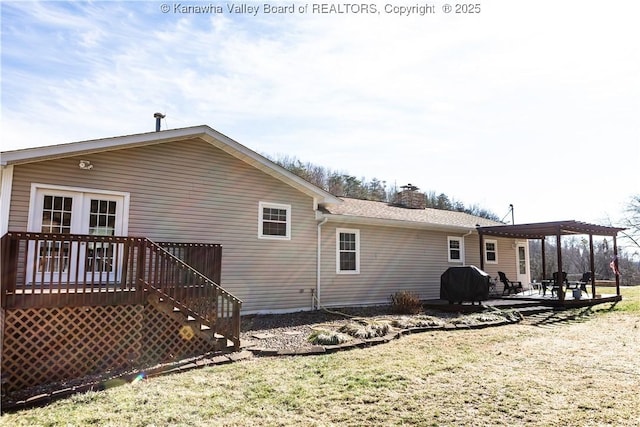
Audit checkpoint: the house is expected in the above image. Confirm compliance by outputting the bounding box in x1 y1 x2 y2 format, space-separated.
1 123 626 395
1 125 527 314
0 124 527 392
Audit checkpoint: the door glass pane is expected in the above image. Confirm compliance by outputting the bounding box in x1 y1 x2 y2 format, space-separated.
518 246 526 274
38 241 70 273
86 199 117 274
38 195 72 273
88 199 117 236
41 195 73 233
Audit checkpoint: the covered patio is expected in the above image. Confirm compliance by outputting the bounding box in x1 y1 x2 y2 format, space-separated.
477 220 625 307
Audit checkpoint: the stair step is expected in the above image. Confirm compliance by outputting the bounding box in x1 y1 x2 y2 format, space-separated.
147 290 231 351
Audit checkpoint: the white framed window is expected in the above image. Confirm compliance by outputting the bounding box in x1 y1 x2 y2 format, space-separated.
336 228 360 274
258 202 291 240
447 236 463 263
484 239 498 264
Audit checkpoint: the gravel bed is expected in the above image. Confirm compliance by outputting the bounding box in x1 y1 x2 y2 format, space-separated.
240 305 463 351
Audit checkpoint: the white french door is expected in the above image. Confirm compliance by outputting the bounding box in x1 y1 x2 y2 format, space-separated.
515 242 530 285
28 187 127 284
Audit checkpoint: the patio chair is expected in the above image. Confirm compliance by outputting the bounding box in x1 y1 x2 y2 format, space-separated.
578 271 592 296
550 271 568 297
498 271 523 295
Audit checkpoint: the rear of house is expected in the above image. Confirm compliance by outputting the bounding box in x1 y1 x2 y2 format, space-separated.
1 125 528 313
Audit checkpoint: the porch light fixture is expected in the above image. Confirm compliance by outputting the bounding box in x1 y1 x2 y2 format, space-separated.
78 160 93 170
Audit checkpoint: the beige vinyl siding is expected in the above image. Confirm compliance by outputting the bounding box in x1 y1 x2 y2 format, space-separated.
320 223 450 305
319 224 519 306
479 237 518 278
8 139 317 313
467 235 520 293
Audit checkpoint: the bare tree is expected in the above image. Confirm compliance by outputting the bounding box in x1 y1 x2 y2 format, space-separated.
622 195 640 249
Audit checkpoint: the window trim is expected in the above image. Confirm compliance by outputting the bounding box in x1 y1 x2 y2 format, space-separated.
258 201 291 240
484 239 498 264
447 236 463 263
336 228 360 274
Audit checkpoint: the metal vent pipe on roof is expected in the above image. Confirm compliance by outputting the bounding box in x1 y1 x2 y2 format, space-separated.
153 112 165 132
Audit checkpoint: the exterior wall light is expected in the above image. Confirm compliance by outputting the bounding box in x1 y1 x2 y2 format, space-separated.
78 160 93 170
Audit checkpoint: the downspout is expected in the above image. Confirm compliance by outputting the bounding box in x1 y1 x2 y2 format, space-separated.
316 216 328 310
461 229 474 266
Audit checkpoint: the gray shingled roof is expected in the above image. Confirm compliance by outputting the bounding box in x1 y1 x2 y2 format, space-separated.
322 198 502 229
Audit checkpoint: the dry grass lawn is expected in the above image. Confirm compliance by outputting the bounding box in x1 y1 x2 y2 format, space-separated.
2 288 639 426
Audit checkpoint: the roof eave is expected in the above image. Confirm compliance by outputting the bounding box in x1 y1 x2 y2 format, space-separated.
0 125 342 205
322 213 481 233
0 126 212 166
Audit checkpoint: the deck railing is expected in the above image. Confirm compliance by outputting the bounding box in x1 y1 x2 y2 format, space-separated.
0 231 241 347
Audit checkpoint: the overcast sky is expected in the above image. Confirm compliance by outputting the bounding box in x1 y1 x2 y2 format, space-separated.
2 0 638 228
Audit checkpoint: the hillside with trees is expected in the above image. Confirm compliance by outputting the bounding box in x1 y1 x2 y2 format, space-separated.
270 156 640 285
269 154 501 222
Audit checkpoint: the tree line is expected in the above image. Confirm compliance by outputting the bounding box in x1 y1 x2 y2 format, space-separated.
269 154 500 221
528 236 640 286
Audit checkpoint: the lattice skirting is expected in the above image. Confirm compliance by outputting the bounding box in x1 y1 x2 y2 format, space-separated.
1 304 213 393
139 304 212 366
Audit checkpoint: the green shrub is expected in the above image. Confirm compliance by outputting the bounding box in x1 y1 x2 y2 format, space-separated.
390 291 423 314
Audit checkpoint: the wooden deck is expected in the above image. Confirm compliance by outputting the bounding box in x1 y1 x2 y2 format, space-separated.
496 291 622 308
424 292 622 313
1 231 243 393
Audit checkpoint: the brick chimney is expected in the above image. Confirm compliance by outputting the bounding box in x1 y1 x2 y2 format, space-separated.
394 184 426 209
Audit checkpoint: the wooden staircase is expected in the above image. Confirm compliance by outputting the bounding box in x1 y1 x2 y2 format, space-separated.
146 288 232 352
141 239 242 351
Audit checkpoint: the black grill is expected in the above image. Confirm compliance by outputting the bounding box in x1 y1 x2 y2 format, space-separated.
440 266 490 304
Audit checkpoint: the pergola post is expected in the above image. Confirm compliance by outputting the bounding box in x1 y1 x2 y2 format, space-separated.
589 234 596 298
479 232 485 271
613 235 620 296
541 237 546 281
556 229 564 302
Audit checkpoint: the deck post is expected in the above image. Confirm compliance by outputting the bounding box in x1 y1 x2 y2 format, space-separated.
1 234 19 306
232 299 241 350
136 238 146 303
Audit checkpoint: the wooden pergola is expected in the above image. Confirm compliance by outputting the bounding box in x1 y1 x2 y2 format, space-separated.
477 220 626 302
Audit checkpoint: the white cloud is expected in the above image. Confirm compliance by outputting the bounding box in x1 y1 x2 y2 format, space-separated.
2 0 638 225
